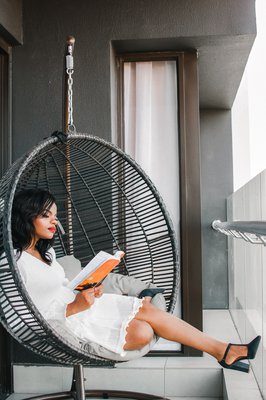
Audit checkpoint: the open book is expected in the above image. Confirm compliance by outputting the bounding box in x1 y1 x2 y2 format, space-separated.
67 250 125 291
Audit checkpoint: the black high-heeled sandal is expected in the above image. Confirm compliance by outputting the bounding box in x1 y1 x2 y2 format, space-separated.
218 335 261 373
246 335 261 359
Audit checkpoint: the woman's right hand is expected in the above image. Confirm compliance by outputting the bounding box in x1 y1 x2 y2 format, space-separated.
66 288 95 317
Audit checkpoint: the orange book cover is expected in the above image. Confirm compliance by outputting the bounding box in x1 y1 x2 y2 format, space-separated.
67 250 125 291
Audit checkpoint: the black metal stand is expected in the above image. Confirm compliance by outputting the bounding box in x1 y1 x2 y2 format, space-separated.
71 365 86 400
22 364 170 400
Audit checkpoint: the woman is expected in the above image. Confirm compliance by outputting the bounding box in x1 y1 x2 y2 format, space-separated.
11 188 260 372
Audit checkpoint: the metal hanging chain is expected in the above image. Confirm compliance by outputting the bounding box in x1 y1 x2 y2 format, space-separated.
66 38 76 133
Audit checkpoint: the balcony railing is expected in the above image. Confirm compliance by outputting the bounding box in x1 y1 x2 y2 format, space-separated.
212 220 266 245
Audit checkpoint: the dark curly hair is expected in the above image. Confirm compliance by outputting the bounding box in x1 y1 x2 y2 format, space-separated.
12 188 56 265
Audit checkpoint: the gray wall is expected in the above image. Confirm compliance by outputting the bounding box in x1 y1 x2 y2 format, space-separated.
12 0 255 158
10 0 255 313
0 0 23 44
200 110 233 308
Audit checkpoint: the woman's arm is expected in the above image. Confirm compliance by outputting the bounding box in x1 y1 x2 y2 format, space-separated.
66 283 104 317
66 288 96 317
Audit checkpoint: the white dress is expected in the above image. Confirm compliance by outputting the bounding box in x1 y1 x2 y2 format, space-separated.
17 248 144 356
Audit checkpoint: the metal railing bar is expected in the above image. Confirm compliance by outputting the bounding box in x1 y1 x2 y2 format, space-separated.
212 219 266 246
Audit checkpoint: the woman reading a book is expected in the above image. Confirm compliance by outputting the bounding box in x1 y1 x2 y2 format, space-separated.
11 188 260 373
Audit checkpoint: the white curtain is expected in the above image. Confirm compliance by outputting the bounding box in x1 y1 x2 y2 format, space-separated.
124 60 180 243
123 61 181 349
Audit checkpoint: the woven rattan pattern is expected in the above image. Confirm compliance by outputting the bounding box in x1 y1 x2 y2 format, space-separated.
0 133 179 366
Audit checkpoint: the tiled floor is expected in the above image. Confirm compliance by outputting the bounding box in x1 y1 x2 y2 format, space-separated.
8 310 262 399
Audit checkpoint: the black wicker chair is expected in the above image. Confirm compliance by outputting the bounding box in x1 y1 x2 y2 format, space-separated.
0 132 179 399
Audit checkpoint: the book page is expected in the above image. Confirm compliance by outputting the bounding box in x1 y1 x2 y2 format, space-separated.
67 250 124 290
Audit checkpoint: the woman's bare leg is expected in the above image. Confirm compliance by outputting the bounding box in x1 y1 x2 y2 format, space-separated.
124 319 154 351
125 299 248 364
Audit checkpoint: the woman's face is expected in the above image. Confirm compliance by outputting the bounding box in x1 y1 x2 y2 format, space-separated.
33 203 58 241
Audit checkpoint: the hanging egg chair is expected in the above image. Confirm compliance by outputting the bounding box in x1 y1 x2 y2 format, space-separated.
0 37 179 400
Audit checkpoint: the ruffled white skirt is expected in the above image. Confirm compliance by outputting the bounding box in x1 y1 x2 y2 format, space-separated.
66 293 143 356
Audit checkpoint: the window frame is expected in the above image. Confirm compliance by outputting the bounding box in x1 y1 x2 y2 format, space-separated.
116 51 202 356
0 37 12 178
0 37 12 399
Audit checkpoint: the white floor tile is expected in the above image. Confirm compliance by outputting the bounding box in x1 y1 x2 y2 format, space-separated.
168 398 221 400
165 368 222 398
13 366 65 394
223 368 263 399
83 367 164 397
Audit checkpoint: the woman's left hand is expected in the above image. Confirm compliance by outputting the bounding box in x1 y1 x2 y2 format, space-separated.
94 284 104 298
